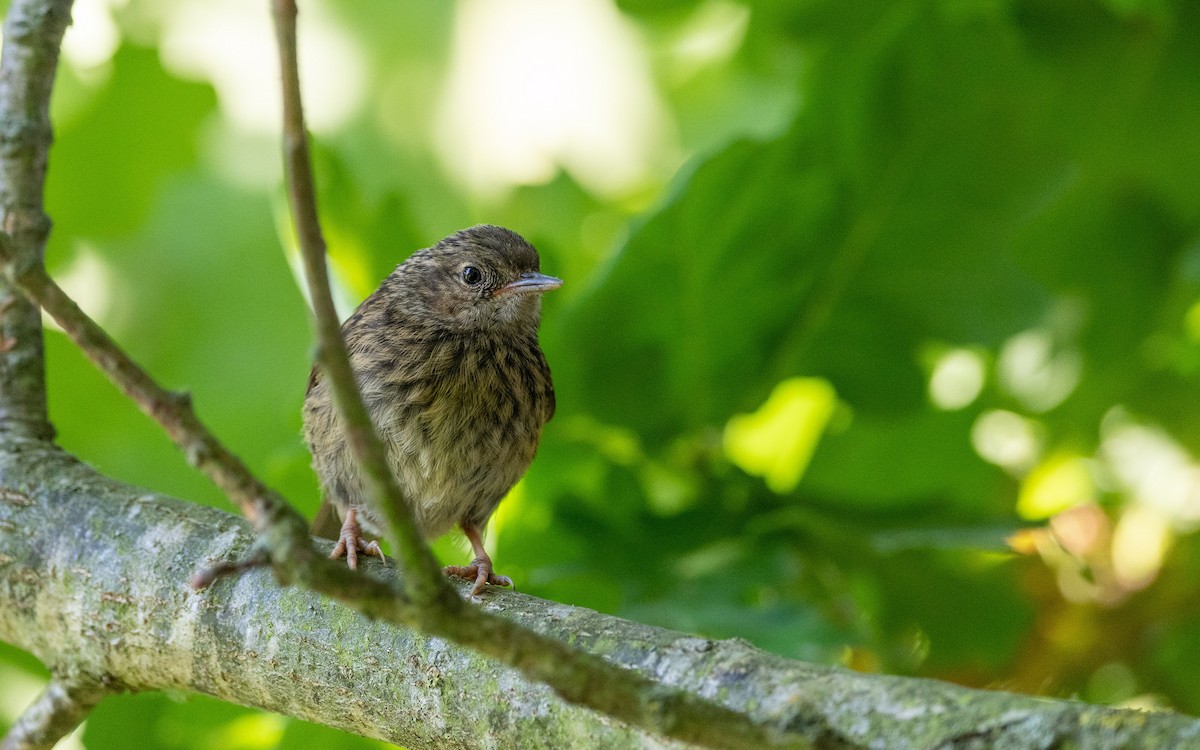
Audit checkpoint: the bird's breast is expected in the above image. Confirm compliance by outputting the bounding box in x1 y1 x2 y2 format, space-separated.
371 331 552 536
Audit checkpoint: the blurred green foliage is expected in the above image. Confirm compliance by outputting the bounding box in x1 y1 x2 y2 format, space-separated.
4 0 1200 747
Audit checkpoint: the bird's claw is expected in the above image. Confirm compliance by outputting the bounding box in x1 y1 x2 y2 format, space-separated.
444 557 512 596
331 536 384 570
331 510 385 570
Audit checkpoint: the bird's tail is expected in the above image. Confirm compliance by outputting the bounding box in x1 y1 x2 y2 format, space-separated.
310 500 343 540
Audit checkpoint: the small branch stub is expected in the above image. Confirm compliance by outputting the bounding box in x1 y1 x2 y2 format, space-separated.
0 678 110 750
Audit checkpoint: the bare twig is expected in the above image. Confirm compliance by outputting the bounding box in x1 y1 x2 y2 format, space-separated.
269 0 450 607
190 545 271 589
0 678 109 750
0 232 282 533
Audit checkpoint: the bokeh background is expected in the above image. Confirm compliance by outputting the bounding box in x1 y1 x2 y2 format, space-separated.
3 0 1200 746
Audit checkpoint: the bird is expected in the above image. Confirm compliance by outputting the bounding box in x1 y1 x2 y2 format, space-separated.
303 225 560 595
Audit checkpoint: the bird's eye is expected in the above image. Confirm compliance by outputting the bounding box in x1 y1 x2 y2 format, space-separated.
461 266 483 286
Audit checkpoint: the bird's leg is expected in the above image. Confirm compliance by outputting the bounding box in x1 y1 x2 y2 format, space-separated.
444 522 512 596
329 507 384 570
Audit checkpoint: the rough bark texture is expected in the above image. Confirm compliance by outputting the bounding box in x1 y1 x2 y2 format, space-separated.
0 0 70 442
3 441 1199 750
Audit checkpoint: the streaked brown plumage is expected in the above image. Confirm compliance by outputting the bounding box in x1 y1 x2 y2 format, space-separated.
303 225 559 595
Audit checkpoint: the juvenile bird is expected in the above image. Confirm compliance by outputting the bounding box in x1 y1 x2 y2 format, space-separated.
303 225 560 595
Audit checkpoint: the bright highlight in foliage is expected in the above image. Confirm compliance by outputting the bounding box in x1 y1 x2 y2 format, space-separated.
928 347 986 410
1112 505 1172 591
998 329 1081 413
723 377 837 494
1017 453 1094 520
435 0 673 197
971 410 1043 474
211 713 286 750
1184 300 1200 342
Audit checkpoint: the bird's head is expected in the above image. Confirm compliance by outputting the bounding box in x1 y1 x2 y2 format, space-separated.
408 225 561 333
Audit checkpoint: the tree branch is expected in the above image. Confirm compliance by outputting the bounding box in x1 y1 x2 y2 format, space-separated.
0 677 108 750
270 0 448 605
0 0 790 739
3 1 1191 748
2 443 1196 750
0 239 282 533
0 0 71 441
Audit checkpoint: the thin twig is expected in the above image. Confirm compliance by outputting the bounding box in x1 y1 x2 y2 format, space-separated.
269 0 450 607
0 678 109 750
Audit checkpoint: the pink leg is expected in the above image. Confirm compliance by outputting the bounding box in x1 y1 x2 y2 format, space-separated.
443 522 512 595
330 508 385 571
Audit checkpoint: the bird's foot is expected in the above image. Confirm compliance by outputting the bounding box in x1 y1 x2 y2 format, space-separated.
444 556 512 596
331 509 385 571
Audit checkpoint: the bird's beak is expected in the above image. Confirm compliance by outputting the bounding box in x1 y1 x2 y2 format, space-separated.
497 272 563 296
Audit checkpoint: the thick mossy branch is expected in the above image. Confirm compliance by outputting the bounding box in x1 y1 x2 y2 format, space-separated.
2 443 1197 750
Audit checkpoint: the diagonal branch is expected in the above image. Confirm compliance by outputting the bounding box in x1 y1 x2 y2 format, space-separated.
0 239 283 532
270 0 449 607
